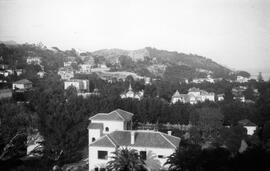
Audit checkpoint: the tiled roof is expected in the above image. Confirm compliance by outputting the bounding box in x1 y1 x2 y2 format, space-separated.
88 123 103 129
188 87 200 92
89 109 133 121
172 90 180 97
90 130 180 149
90 135 116 147
13 79 32 84
238 119 257 126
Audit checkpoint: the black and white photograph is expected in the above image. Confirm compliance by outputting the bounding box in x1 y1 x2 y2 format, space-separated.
0 0 270 170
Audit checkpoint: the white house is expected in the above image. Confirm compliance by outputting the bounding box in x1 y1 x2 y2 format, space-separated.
58 67 74 80
217 94 225 101
26 57 41 65
238 119 257 135
12 79 32 90
79 64 92 73
64 79 89 92
37 71 46 78
171 88 215 104
236 76 250 83
88 109 180 171
78 88 100 98
120 84 144 100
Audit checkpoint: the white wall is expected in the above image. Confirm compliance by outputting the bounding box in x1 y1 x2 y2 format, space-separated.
244 126 257 135
64 81 80 90
130 146 175 169
89 129 102 144
12 83 32 90
89 146 116 171
91 120 125 134
13 83 25 90
88 145 175 171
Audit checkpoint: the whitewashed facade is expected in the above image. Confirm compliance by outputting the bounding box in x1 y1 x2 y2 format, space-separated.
88 109 180 171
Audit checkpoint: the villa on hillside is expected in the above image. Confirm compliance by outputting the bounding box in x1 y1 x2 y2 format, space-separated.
26 57 41 65
12 79 32 91
120 84 144 100
232 86 247 102
58 67 74 80
217 94 225 101
88 109 180 171
171 87 215 104
192 75 214 84
78 63 93 73
238 119 257 135
64 79 89 92
236 76 250 83
78 88 100 98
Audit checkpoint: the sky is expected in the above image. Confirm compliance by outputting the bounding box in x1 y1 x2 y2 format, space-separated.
0 0 270 76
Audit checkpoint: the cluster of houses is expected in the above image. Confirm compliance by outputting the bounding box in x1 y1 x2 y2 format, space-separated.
231 85 259 103
0 61 24 81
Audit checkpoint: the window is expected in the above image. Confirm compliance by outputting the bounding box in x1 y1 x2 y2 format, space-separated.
105 127 109 132
92 137 96 142
94 168 105 171
140 151 147 160
98 151 108 160
158 155 165 159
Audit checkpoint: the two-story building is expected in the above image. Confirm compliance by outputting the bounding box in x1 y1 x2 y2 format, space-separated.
58 67 74 80
171 87 215 104
26 57 42 65
88 109 180 171
79 64 93 73
12 79 32 90
64 79 89 92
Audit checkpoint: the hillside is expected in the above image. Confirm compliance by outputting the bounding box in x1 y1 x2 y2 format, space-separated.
0 42 245 82
92 47 232 81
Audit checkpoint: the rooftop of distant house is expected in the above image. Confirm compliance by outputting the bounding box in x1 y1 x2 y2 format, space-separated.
89 109 133 121
238 119 257 127
13 79 32 84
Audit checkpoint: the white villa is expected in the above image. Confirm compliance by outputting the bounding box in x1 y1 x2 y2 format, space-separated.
120 84 144 100
64 79 89 92
26 57 42 65
171 87 215 104
88 109 180 171
217 94 225 101
12 79 32 90
238 119 257 135
58 67 74 80
192 75 214 84
236 76 250 83
78 64 92 73
78 88 100 98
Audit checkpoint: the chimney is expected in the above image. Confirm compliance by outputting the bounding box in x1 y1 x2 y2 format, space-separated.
167 131 172 136
131 131 135 145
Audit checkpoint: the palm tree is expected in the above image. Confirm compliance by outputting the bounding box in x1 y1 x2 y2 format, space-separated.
106 147 146 171
165 140 202 171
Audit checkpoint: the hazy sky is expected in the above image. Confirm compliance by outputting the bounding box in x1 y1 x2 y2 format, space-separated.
0 0 269 74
